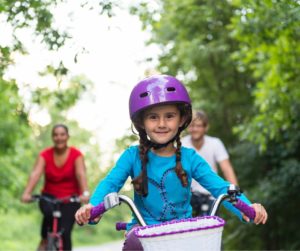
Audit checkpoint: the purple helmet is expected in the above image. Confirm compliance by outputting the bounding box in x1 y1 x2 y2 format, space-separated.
129 75 191 120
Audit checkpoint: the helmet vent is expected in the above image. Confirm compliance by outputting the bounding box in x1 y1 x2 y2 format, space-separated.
166 87 176 92
140 92 149 98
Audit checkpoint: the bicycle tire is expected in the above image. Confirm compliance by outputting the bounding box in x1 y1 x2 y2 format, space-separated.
46 235 60 251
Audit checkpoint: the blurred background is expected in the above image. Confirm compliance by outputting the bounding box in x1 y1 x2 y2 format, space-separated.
1 0 299 250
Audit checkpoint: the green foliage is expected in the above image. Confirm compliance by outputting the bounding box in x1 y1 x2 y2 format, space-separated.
231 0 300 151
115 128 139 151
2 0 68 51
132 0 255 146
0 79 28 153
228 139 300 250
32 74 93 113
0 79 34 210
0 46 14 75
229 3 300 247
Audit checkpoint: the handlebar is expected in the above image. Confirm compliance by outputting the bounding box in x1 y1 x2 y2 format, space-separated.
89 193 146 226
90 202 106 219
31 194 81 204
233 199 256 219
87 185 256 229
209 184 256 219
116 222 128 231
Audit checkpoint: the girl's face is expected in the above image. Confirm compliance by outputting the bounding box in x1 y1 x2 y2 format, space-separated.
143 104 184 145
52 126 69 150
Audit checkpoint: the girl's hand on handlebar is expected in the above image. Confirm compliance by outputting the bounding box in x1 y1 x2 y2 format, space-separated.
242 203 268 225
75 203 101 225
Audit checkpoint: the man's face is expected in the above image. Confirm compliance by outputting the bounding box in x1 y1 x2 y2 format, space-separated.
187 119 207 141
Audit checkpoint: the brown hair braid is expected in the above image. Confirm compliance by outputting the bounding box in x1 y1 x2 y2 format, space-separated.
174 135 188 187
131 128 151 196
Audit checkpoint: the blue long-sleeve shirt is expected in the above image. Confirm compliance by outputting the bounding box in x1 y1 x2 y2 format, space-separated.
91 146 250 229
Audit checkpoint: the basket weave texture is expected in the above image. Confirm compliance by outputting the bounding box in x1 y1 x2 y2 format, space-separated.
135 216 225 251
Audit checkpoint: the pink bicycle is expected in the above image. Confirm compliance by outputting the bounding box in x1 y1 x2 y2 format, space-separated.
87 185 255 251
31 195 80 251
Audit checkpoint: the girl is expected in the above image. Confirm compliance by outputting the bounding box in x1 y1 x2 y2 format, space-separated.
75 75 268 250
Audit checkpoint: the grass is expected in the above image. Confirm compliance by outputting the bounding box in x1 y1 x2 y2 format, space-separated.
0 206 41 251
0 203 130 251
72 208 127 248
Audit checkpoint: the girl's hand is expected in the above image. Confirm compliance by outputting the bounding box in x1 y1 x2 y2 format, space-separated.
242 203 268 225
75 203 101 225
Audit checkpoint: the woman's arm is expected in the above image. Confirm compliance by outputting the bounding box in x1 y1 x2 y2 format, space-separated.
21 155 45 203
75 155 90 204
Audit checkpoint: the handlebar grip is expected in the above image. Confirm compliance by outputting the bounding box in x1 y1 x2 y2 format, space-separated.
116 222 127 231
90 202 106 221
234 199 256 220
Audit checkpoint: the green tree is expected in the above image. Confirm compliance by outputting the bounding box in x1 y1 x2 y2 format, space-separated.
131 0 255 145
0 79 33 209
229 1 300 249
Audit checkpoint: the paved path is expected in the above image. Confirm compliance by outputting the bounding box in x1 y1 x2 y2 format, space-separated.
74 240 123 251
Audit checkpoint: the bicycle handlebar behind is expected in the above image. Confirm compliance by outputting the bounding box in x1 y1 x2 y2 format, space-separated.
31 194 80 204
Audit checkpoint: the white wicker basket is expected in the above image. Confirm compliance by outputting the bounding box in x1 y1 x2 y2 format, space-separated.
134 216 225 251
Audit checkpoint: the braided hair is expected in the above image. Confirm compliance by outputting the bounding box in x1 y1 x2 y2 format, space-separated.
131 103 191 196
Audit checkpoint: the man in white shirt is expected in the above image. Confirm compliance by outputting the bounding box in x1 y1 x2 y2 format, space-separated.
181 110 238 216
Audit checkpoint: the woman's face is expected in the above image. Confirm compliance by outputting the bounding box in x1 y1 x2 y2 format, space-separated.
143 104 184 144
52 126 69 149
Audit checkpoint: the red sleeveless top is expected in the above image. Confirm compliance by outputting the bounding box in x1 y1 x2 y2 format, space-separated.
40 146 82 198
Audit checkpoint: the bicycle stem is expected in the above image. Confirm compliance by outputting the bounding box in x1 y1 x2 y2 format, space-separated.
118 195 147 227
209 194 230 216
103 193 146 227
209 184 242 216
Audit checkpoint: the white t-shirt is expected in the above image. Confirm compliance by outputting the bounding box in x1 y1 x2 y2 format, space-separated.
181 135 229 194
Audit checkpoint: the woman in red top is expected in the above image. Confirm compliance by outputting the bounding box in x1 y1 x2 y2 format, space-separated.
22 124 89 251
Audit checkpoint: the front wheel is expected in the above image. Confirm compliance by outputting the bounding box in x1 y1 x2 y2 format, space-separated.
46 235 61 251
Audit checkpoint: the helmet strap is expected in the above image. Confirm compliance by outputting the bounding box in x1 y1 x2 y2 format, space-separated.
148 131 180 150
